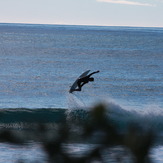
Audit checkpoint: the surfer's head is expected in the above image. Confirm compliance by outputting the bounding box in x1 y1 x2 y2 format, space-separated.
89 77 94 82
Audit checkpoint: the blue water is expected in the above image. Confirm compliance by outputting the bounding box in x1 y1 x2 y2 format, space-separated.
0 23 163 162
0 23 162 109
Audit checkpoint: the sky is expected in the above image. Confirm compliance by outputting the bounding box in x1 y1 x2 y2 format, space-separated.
0 0 163 27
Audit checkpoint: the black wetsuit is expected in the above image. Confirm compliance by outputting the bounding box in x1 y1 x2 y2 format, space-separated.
75 71 99 91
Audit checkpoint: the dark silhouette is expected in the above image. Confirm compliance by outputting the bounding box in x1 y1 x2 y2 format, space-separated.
74 70 100 92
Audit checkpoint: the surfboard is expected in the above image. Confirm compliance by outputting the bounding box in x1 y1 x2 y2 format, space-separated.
69 70 90 93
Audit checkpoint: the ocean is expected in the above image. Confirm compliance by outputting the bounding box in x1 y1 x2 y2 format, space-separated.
0 23 162 162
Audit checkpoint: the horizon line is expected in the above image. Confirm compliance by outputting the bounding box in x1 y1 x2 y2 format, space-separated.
0 22 163 29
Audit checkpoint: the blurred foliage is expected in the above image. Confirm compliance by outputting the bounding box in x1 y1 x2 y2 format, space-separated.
0 104 155 163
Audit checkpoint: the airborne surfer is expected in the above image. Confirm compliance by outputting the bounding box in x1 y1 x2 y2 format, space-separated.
73 70 100 92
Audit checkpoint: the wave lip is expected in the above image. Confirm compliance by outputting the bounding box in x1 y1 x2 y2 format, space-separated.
0 104 163 137
0 108 66 125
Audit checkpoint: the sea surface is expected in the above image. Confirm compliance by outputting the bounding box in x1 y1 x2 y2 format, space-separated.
0 23 162 162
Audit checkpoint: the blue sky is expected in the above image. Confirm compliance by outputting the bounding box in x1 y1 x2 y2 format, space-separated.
0 0 163 27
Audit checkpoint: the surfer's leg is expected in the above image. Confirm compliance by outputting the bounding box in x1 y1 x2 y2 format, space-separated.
74 88 81 92
75 81 87 91
73 86 81 92
73 81 88 92
74 82 87 92
81 82 87 87
74 81 82 91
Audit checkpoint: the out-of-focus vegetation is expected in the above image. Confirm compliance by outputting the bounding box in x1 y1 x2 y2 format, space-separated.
0 104 155 163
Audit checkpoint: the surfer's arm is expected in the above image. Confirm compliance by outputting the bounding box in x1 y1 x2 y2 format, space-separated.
88 71 100 77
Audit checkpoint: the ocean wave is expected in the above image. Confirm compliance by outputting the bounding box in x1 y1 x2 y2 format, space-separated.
0 102 162 135
0 108 66 124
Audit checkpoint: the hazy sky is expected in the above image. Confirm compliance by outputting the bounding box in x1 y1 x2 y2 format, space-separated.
0 0 163 27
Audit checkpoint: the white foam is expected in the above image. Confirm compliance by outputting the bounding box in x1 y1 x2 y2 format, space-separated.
66 93 86 110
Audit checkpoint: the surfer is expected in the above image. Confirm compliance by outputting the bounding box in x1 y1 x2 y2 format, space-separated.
74 70 100 92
